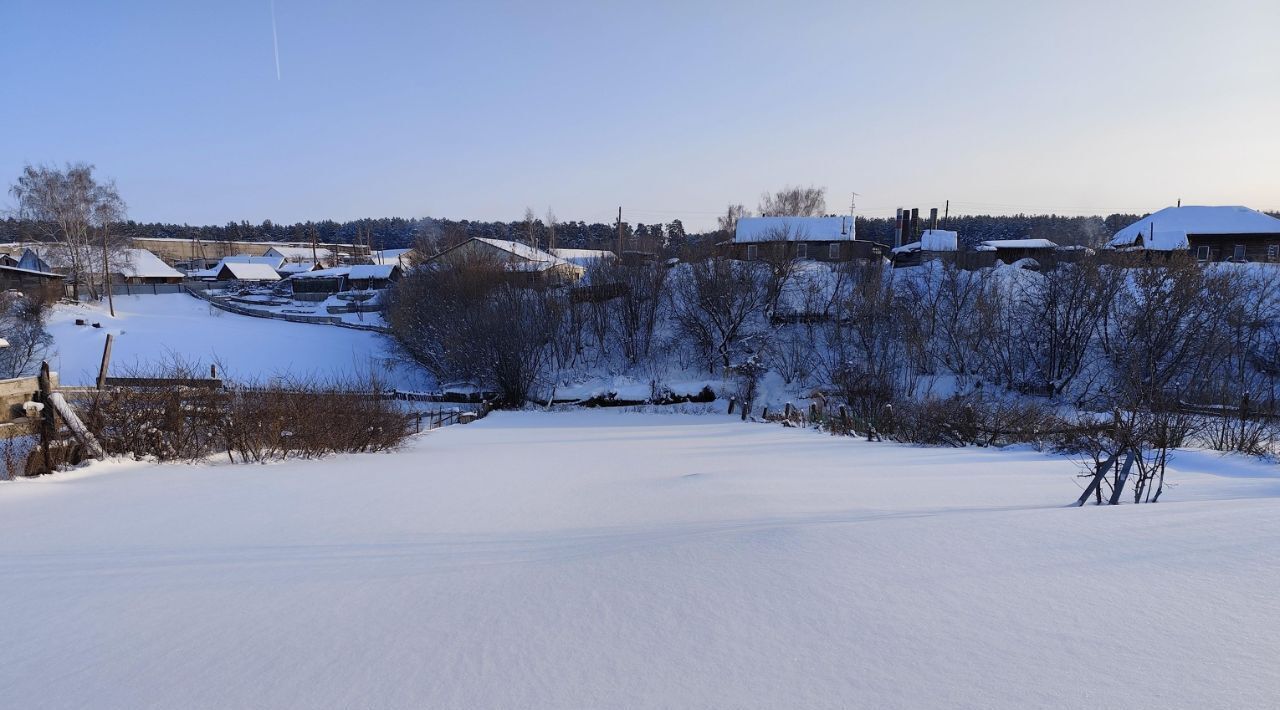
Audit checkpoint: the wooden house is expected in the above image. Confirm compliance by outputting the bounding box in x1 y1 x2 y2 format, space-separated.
428 238 585 285
113 248 184 285
1107 206 1280 263
723 216 887 263
0 265 64 301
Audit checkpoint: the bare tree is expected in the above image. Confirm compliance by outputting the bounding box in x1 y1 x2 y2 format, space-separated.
671 258 770 371
8 163 128 300
717 204 751 238
524 207 538 250
0 293 53 379
387 258 561 405
545 208 558 251
758 185 826 217
822 261 909 427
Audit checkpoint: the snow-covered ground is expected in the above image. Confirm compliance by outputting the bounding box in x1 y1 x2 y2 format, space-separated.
2 411 1277 709
46 294 427 387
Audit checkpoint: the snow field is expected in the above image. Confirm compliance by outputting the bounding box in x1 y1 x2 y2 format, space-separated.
1 411 1278 708
45 294 427 388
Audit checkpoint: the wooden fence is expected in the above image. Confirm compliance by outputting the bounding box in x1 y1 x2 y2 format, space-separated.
0 373 52 439
410 405 489 433
182 285 390 333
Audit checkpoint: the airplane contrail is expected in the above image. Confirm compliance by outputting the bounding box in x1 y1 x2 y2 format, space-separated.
270 0 281 80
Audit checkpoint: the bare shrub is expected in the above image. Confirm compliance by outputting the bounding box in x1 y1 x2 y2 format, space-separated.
388 260 562 406
81 362 412 463
671 258 770 372
877 394 1066 447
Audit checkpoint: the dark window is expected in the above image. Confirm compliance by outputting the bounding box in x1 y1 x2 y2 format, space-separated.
1234 244 1246 262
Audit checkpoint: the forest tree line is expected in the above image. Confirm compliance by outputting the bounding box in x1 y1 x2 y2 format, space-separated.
4 211 1228 257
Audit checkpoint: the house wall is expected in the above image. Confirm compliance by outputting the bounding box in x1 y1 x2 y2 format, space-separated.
1186 234 1280 263
119 276 182 285
291 277 347 297
0 270 63 301
723 240 885 263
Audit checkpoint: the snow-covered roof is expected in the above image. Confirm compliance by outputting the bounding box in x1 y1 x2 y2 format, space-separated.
264 246 335 261
0 264 63 278
473 238 575 269
921 229 959 252
975 239 1058 252
1107 206 1280 250
550 248 616 266
276 261 318 275
224 254 286 269
348 264 396 280
734 216 856 243
117 249 183 279
218 262 282 281
289 264 394 281
291 266 349 280
370 248 413 265
891 241 921 255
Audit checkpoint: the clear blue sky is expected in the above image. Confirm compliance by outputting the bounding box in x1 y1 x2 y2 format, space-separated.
3 0 1277 230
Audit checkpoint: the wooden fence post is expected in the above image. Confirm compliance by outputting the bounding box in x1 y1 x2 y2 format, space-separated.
96 334 114 390
727 397 736 415
37 361 56 476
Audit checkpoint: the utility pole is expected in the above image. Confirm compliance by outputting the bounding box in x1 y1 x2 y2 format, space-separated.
616 206 623 255
943 200 949 227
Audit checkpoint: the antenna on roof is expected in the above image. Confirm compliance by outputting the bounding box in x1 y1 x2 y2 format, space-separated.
844 192 859 235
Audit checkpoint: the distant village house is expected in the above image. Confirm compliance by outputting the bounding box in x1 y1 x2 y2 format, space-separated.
725 216 886 263
1106 206 1280 262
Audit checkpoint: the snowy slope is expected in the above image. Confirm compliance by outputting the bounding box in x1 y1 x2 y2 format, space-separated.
1 411 1278 709
46 294 428 387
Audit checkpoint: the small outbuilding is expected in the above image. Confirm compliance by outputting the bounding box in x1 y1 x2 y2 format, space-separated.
0 264 64 301
287 264 402 301
215 262 282 282
975 239 1059 264
114 248 184 285
891 229 959 267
